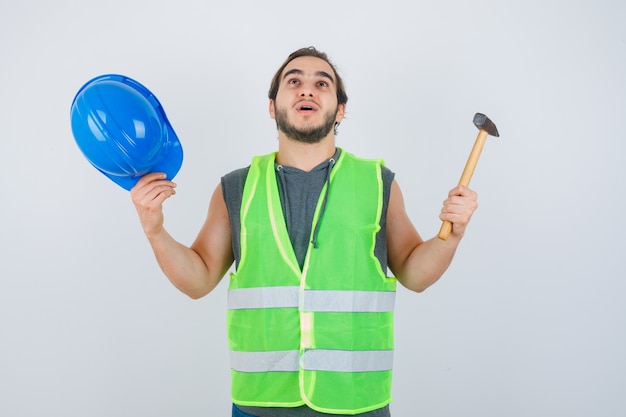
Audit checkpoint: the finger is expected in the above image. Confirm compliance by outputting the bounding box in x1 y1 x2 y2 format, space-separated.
441 195 478 217
141 182 177 204
132 178 177 207
132 173 175 194
134 172 168 188
448 194 478 208
442 199 477 216
449 185 476 198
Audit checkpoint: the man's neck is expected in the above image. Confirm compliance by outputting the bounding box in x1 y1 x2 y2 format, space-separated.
276 135 337 172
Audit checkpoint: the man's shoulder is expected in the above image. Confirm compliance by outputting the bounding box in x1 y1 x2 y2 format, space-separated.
340 149 394 174
222 166 250 182
221 166 250 204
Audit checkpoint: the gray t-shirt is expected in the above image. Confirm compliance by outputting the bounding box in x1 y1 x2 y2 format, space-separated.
222 150 395 271
221 150 395 417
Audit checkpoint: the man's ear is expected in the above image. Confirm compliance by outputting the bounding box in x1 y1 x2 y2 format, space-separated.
336 104 346 123
269 100 276 120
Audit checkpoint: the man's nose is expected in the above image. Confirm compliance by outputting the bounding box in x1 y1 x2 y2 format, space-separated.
299 82 314 97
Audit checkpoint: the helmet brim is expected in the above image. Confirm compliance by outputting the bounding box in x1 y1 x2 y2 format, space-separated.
98 122 183 191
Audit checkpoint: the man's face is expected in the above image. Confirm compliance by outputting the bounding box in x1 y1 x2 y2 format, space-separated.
270 56 345 143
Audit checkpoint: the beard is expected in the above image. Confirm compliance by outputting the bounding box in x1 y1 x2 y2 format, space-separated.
274 107 338 144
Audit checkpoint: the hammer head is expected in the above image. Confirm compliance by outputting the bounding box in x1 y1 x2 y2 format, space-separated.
473 113 499 137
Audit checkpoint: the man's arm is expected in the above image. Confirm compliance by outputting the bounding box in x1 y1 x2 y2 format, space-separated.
386 180 477 292
131 173 234 299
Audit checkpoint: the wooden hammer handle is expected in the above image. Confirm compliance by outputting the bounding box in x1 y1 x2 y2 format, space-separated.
438 129 489 240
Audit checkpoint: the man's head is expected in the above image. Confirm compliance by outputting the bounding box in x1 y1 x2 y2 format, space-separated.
269 47 348 143
269 47 348 106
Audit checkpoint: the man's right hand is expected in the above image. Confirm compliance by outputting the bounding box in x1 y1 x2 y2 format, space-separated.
130 172 177 238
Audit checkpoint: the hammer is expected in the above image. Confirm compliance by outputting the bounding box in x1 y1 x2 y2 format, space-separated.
438 113 500 240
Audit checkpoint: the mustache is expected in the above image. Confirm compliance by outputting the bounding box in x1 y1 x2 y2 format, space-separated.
294 99 320 109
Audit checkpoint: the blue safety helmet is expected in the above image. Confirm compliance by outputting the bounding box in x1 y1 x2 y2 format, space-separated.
70 74 183 190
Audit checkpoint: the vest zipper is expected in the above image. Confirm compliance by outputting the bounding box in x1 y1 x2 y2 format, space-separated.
311 157 335 248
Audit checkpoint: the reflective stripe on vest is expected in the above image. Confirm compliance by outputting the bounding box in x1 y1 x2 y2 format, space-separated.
303 290 395 313
230 349 393 373
228 286 396 312
228 286 299 309
230 350 300 372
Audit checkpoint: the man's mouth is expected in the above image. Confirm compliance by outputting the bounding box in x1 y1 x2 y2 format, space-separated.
296 101 317 112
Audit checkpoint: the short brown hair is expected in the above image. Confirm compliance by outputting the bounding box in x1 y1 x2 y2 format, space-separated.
268 47 348 106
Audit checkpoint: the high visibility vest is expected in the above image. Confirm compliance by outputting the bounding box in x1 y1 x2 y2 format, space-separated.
227 149 397 414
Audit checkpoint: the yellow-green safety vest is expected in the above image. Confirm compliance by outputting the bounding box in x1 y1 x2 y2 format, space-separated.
227 149 397 414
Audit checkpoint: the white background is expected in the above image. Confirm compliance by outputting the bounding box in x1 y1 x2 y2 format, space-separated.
1 1 625 416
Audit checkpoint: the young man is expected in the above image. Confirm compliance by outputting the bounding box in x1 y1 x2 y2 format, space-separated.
131 47 478 417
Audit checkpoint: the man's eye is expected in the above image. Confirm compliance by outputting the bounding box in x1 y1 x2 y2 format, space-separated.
288 79 299 85
318 81 328 87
